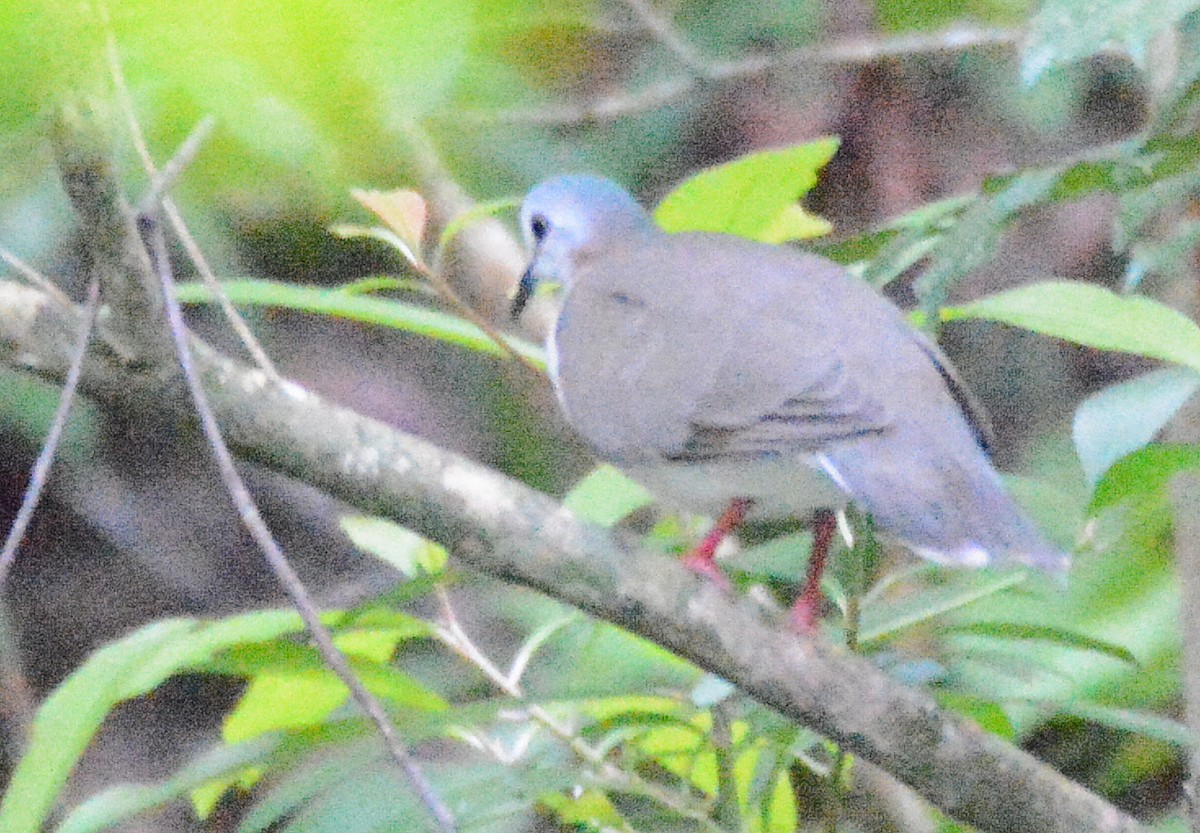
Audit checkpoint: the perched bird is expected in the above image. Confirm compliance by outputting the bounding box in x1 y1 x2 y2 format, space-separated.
512 174 1068 628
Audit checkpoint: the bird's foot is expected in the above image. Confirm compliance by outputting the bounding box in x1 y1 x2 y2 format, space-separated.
788 509 838 636
679 498 752 592
788 593 821 636
681 548 733 591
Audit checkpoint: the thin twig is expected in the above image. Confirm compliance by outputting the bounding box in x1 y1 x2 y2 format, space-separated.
142 215 456 833
0 246 74 311
0 278 100 592
454 26 1019 126
101 9 281 380
134 116 217 216
0 275 98 765
620 0 713 77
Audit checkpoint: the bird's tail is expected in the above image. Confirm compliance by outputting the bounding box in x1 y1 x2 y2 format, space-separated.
824 440 1070 576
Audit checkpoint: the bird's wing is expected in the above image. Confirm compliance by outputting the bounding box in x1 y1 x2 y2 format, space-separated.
675 329 894 462
673 349 892 461
659 237 949 463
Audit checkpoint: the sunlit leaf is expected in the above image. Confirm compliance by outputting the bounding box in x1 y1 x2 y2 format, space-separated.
340 515 448 577
932 692 1015 740
654 138 840 241
1090 443 1200 512
759 203 833 243
562 464 654 527
541 789 629 830
0 612 305 833
350 188 428 268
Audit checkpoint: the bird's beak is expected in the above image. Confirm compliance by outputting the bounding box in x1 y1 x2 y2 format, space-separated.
510 264 537 320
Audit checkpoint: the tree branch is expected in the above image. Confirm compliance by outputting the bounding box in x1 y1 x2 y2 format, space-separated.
0 277 1146 833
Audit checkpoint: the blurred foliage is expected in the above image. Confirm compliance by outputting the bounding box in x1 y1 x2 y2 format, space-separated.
2 0 1200 831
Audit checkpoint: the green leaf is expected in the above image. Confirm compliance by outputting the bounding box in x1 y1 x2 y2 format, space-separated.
944 281 1200 373
541 789 629 830
759 204 833 244
1022 0 1200 83
1089 443 1200 513
562 464 654 526
0 612 304 833
225 672 353 743
943 622 1139 666
340 515 448 577
932 692 1015 740
653 138 840 241
174 279 545 366
1073 367 1200 485
736 744 796 833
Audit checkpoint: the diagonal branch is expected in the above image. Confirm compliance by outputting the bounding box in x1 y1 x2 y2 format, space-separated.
0 279 1146 833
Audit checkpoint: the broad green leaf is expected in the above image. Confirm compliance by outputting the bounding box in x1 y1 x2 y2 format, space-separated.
174 279 545 366
637 714 717 793
224 672 354 743
736 742 796 833
541 789 629 830
0 612 304 833
943 622 1139 666
562 464 654 526
944 281 1200 373
654 138 840 240
1022 0 1200 83
340 515 448 577
224 663 447 744
583 695 689 724
1090 443 1200 512
1073 367 1200 485
760 204 833 244
932 693 1015 740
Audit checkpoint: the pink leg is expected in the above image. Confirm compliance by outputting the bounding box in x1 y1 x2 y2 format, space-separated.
681 498 752 590
790 509 837 634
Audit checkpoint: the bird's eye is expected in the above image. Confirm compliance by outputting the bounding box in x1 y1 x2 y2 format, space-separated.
530 213 550 242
